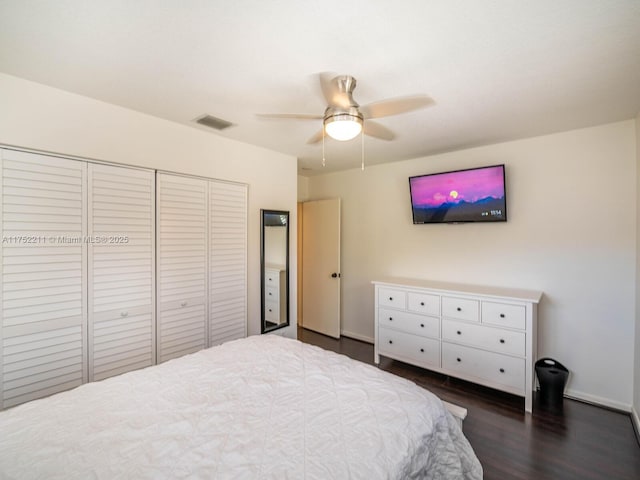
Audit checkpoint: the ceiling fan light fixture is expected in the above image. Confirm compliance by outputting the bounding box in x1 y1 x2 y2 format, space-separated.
324 113 363 141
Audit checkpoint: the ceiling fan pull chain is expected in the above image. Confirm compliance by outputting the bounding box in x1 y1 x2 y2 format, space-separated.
322 127 326 167
361 127 365 171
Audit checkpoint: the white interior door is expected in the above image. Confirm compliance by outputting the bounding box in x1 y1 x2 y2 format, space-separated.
156 173 208 363
0 149 87 408
301 198 341 338
208 180 247 346
88 163 155 381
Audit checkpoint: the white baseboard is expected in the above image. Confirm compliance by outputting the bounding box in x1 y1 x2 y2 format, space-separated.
631 407 640 442
340 330 374 344
564 388 632 412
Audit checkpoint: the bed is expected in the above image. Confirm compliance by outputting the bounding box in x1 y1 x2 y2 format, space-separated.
0 334 482 479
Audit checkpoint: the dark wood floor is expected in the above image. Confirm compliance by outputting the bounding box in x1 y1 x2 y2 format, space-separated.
297 327 640 480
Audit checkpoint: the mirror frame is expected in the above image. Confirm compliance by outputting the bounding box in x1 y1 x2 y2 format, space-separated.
260 209 290 334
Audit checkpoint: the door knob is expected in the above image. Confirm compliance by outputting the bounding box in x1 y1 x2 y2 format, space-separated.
331 272 341 278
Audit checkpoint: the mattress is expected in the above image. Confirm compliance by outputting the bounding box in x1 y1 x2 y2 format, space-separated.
0 334 482 479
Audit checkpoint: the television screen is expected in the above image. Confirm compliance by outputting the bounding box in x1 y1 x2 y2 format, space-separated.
409 164 507 224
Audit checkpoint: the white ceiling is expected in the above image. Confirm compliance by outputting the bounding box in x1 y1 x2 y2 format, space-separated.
1 0 639 175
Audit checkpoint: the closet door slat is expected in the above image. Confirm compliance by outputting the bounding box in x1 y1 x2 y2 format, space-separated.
1 149 87 409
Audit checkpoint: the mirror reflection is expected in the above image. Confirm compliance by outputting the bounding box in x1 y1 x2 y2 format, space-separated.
261 210 289 333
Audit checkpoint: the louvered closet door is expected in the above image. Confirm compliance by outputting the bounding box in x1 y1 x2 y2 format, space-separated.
0 149 87 409
157 173 208 363
88 164 155 381
209 181 247 345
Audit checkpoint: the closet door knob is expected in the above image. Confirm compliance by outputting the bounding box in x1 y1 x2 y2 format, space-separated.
499 339 505 344
456 357 461 362
388 340 393 344
389 297 393 301
456 330 462 335
499 368 505 373
388 317 393 321
457 307 462 312
420 323 424 328
420 302 425 306
420 348 424 353
500 313 505 318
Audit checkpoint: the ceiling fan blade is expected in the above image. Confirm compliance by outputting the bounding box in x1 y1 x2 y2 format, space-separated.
360 95 435 119
306 128 325 144
318 72 352 109
256 113 323 120
363 120 395 141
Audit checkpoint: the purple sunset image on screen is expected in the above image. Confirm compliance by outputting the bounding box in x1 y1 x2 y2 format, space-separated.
409 165 507 223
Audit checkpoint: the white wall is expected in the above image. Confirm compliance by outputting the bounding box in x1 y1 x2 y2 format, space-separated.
0 73 299 338
307 120 636 410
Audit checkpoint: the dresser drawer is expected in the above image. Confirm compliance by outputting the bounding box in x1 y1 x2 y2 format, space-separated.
379 308 439 339
442 342 525 393
264 269 282 287
265 300 279 322
265 286 279 302
378 327 440 369
482 301 525 330
378 287 407 309
442 319 525 357
407 292 440 316
442 296 479 323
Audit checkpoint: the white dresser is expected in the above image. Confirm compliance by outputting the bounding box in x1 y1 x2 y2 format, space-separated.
264 265 287 326
373 278 542 412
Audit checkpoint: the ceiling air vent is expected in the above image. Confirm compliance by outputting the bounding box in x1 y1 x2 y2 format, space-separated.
194 114 234 131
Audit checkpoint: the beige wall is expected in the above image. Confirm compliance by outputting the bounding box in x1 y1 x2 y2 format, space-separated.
307 120 636 410
0 73 299 338
635 112 640 427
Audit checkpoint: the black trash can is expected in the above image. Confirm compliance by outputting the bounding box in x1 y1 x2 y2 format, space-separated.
535 358 569 408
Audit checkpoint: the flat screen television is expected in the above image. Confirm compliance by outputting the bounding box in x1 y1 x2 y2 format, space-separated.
409 164 507 224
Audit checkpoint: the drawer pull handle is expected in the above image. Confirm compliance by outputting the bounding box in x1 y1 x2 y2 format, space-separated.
456 330 461 335
388 317 393 321
388 340 393 344
389 297 393 301
121 311 129 317
456 357 461 362
420 323 424 328
268 308 272 312
420 302 425 306
499 339 505 344
420 348 424 353
500 313 505 318
457 307 462 312
499 368 505 373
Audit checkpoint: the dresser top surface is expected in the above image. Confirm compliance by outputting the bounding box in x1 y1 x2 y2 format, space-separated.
372 277 543 303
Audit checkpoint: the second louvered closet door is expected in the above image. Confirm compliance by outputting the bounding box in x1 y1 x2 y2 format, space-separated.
156 174 208 362
88 164 155 381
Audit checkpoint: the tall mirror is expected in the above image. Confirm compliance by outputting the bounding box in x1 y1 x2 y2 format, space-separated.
261 209 289 333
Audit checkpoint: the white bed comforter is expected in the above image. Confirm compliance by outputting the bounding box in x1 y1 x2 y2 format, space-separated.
0 335 482 479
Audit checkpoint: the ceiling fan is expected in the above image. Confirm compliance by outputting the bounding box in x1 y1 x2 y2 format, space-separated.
257 73 435 145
